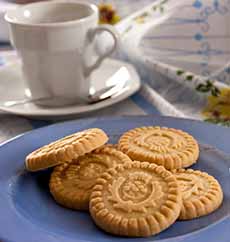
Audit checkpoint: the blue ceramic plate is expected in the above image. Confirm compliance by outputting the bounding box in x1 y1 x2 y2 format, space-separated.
0 116 229 242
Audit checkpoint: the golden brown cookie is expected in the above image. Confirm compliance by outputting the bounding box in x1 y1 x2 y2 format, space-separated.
105 144 119 150
26 128 108 172
118 126 199 169
49 146 132 210
90 161 182 237
172 168 223 220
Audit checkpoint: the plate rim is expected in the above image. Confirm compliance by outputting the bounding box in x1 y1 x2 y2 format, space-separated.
2 114 230 149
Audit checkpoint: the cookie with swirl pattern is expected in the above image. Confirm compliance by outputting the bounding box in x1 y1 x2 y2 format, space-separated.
90 161 182 237
49 146 132 210
118 126 199 169
26 128 108 171
172 168 223 220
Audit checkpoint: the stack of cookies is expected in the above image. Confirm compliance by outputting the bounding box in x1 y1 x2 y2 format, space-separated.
25 126 223 237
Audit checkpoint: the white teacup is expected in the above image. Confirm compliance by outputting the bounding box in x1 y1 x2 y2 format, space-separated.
5 1 119 106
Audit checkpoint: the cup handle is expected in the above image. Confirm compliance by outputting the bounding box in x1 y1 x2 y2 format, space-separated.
84 24 119 76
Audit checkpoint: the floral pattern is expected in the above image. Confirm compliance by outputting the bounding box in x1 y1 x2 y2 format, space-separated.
108 173 164 213
98 3 120 25
202 88 230 126
176 69 221 97
113 0 230 127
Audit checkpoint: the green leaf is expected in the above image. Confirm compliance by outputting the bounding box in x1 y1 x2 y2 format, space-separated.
196 84 210 92
124 25 132 33
204 118 230 127
215 87 221 95
186 75 193 81
206 80 213 88
204 118 218 124
211 87 221 97
140 12 149 18
152 0 168 12
176 70 185 76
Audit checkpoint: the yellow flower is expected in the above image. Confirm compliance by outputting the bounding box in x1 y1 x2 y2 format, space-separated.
98 4 120 25
134 12 149 24
134 16 145 24
202 88 230 121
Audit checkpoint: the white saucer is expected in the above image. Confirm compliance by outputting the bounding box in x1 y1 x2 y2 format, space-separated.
0 58 140 119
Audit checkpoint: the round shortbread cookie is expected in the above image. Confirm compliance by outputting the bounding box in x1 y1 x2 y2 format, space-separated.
118 126 199 169
105 144 118 150
49 146 132 210
90 161 182 237
26 128 108 172
172 168 223 220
